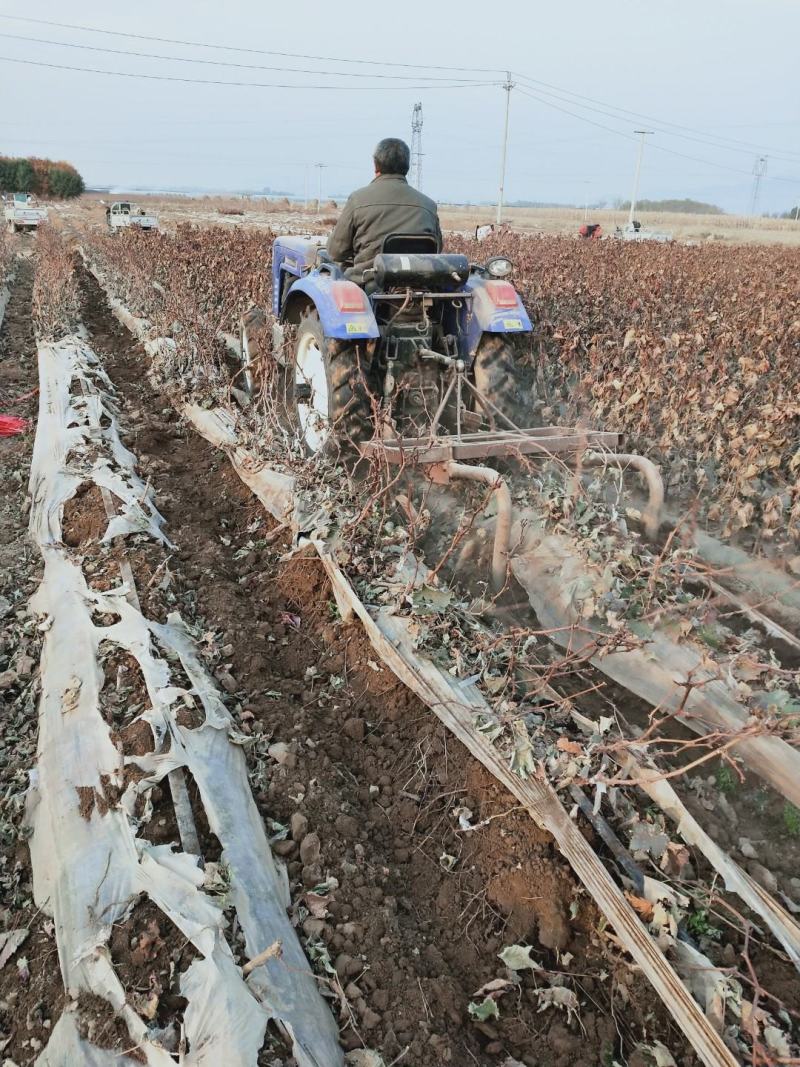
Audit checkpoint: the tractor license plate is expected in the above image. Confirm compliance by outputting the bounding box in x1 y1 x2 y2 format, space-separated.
503 318 523 330
346 321 368 334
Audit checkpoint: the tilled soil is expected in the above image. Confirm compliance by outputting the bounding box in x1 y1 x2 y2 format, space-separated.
75 266 697 1065
0 254 65 1064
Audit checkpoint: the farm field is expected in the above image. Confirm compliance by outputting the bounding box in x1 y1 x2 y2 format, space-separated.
0 210 799 1067
60 192 800 246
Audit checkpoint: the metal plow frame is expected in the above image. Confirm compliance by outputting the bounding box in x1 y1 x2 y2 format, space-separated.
361 424 621 464
363 422 665 591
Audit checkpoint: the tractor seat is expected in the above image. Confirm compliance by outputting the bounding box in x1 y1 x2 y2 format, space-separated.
381 232 440 255
373 233 467 292
373 252 469 291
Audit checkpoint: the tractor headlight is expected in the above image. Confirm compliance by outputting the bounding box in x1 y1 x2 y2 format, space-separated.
485 256 513 279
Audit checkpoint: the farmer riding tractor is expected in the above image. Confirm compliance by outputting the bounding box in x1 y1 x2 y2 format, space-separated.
239 233 532 455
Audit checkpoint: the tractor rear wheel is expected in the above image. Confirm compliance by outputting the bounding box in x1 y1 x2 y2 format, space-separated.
293 309 376 455
472 334 529 430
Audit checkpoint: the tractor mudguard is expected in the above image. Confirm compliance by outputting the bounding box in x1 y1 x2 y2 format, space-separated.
281 275 380 341
272 235 327 316
461 275 532 357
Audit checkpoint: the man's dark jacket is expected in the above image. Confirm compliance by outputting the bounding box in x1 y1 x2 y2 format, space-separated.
326 173 442 281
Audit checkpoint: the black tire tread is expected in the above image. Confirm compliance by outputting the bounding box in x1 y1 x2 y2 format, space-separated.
472 334 529 430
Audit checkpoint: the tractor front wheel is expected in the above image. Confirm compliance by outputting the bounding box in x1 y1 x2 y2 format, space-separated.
239 306 296 432
293 309 376 455
239 306 270 396
472 334 530 430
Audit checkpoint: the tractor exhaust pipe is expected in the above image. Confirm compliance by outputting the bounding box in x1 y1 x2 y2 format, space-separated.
445 461 511 592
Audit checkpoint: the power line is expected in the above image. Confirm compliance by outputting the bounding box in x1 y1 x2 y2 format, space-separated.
0 13 502 74
0 55 490 91
515 86 800 184
0 31 494 83
4 12 793 165
5 12 797 193
515 87 649 146
512 72 800 161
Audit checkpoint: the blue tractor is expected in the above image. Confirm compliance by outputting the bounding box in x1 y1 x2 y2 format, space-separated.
239 232 532 454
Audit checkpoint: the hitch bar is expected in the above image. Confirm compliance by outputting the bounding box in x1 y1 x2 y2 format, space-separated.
363 427 666 582
361 426 621 464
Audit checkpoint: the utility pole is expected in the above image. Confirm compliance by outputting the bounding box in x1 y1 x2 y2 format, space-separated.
749 155 767 218
315 162 326 210
496 72 514 225
628 130 653 227
304 165 309 212
576 179 591 221
411 102 424 190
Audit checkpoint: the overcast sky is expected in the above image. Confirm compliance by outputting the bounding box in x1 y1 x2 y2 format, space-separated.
1 0 798 213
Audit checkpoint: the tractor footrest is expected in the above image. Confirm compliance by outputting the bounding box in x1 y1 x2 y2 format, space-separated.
362 427 620 465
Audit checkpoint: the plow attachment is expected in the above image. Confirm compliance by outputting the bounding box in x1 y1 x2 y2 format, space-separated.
363 424 666 589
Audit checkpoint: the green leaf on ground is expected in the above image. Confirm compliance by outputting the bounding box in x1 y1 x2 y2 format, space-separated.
411 584 454 615
499 944 542 972
468 996 500 1021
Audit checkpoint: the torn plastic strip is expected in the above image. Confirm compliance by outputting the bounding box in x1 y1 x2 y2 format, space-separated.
0 268 13 332
509 520 800 810
28 334 343 1066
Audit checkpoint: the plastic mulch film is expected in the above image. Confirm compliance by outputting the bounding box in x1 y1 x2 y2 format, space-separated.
27 334 343 1066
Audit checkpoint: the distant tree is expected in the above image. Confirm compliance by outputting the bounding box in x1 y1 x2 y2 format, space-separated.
507 199 586 209
0 155 84 198
0 157 14 192
617 198 724 215
29 157 52 195
48 165 85 198
14 158 35 192
781 205 800 219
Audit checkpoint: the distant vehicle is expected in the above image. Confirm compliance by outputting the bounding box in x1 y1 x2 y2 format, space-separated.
4 192 48 233
614 220 672 243
578 223 603 240
106 201 159 233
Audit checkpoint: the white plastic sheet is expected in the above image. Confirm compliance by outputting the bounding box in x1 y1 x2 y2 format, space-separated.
0 283 10 333
28 334 342 1066
509 520 800 809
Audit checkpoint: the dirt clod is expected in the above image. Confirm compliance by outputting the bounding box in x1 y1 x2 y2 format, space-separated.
299 833 321 866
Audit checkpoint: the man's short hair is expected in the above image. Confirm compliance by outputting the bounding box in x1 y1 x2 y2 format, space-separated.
373 138 411 176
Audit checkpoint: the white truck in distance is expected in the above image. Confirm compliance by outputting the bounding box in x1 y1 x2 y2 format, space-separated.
614 220 673 243
106 201 159 233
4 192 48 233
